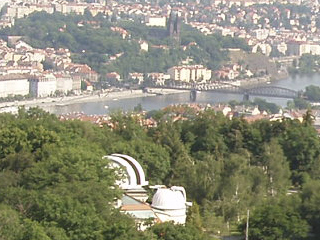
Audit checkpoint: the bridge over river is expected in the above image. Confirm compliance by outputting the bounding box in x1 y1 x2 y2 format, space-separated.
162 82 300 101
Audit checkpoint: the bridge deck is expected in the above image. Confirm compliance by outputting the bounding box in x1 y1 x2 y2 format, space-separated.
164 83 299 99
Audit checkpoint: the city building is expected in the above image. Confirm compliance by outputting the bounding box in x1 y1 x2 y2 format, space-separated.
65 64 99 83
0 74 29 98
287 41 320 56
147 72 170 85
129 72 144 84
145 16 167 27
55 72 73 94
168 65 212 82
71 75 82 93
29 73 57 97
106 72 121 82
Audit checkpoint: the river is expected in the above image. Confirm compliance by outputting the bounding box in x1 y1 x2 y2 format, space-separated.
45 74 320 115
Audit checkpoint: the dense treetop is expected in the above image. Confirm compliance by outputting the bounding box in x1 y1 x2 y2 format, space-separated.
1 106 320 239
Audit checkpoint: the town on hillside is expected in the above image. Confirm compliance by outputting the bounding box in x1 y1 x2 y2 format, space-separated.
0 0 319 103
3 1 320 239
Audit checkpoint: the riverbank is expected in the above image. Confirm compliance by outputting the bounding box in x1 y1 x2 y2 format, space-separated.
0 88 189 113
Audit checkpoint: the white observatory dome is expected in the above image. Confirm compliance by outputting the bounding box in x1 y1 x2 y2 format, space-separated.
151 187 187 210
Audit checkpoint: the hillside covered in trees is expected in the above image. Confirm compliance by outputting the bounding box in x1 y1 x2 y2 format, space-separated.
1 107 320 239
0 11 249 79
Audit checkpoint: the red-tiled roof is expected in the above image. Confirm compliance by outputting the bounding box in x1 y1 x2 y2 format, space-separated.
121 204 152 211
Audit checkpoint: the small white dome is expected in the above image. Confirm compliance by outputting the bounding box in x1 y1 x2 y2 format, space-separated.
151 188 186 210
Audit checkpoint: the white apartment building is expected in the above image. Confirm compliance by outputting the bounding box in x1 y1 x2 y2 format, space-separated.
63 3 87 15
0 74 29 98
0 66 40 75
252 29 270 41
213 0 258 7
287 41 320 56
6 5 34 19
309 44 320 55
167 65 212 82
55 73 73 94
147 73 170 85
145 16 167 27
71 75 81 93
29 73 57 97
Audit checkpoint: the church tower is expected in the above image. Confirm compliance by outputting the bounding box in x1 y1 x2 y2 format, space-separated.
167 12 181 45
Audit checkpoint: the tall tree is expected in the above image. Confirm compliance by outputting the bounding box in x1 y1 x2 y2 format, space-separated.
240 198 309 240
261 138 291 196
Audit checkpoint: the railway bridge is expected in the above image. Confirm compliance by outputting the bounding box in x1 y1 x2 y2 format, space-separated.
164 82 300 101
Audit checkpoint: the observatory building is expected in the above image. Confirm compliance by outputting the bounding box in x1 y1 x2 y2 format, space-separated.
151 186 190 224
103 154 191 229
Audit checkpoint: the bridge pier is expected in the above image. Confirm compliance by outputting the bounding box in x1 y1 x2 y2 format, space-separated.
243 92 249 101
190 89 197 101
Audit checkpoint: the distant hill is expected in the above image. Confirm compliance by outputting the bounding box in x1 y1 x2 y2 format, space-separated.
0 11 250 79
228 49 278 78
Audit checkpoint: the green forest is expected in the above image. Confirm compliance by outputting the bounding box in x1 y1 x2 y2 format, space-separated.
0 11 249 78
1 106 320 240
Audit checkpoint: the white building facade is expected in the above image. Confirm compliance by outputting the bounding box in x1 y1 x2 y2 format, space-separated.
29 73 57 97
0 74 29 98
168 65 212 82
145 16 167 27
287 41 320 56
55 73 73 94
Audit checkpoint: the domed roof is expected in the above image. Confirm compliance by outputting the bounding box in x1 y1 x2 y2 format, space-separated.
151 187 187 210
103 154 148 189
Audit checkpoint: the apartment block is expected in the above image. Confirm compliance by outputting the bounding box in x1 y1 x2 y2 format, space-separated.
0 74 29 98
167 65 212 82
29 73 57 97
